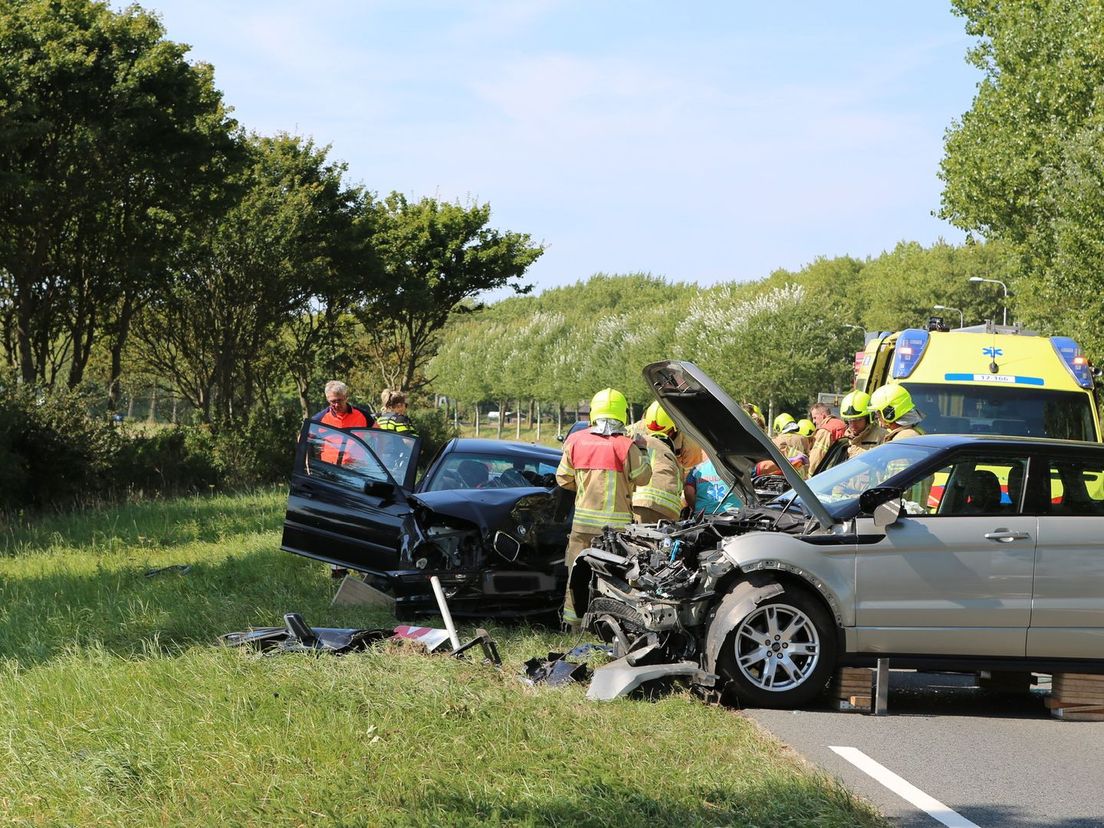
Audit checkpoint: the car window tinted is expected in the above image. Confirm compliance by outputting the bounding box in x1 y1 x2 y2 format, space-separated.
904 455 1028 517
423 452 558 492
1046 459 1104 516
305 424 391 490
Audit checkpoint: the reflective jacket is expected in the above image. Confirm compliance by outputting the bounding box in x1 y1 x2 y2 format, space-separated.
846 421 886 457
556 429 651 531
632 434 683 520
772 431 811 478
809 417 847 474
883 425 924 443
375 412 416 435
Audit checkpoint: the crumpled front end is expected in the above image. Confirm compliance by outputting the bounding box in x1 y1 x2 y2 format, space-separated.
576 508 805 698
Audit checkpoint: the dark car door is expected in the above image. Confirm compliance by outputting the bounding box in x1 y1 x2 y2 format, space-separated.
282 421 422 573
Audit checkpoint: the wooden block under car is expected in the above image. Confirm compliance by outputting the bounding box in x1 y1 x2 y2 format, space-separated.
830 668 873 712
1048 673 1104 721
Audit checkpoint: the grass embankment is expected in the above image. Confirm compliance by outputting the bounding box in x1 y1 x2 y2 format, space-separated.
0 492 885 827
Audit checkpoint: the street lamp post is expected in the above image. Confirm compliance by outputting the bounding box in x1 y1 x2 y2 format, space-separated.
933 304 964 328
968 277 1010 326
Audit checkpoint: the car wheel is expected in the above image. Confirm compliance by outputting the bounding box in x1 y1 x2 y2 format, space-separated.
716 583 837 708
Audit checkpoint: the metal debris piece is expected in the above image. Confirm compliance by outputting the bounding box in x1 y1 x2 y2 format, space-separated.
144 564 192 577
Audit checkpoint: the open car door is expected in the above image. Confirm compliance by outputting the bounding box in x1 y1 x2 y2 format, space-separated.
282 420 421 573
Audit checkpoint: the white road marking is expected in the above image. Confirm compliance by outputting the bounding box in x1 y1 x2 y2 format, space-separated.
829 745 981 828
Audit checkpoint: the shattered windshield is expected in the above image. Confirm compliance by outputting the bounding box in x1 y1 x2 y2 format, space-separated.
772 442 938 517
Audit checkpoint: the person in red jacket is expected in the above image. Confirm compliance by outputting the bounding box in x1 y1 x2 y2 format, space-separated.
807 401 847 475
311 380 375 465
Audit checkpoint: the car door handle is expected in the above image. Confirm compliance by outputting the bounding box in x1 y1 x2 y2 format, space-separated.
984 530 1030 542
299 483 317 499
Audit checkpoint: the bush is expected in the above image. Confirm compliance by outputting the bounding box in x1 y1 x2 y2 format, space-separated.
110 427 219 496
207 404 302 489
412 407 459 472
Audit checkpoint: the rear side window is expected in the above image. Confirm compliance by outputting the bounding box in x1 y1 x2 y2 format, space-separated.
1046 459 1104 516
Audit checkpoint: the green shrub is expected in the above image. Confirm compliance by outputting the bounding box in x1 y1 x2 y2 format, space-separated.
412 407 459 471
208 404 302 489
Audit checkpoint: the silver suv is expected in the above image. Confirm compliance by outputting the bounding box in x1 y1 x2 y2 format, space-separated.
574 361 1104 707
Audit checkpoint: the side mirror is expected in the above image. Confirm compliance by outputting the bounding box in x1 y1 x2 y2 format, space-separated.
860 486 903 529
363 479 394 499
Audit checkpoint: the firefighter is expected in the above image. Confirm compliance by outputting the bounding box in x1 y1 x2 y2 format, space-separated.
632 402 684 523
375 388 417 434
556 388 651 630
742 402 767 432
870 383 925 442
839 390 885 457
771 413 810 478
807 402 847 475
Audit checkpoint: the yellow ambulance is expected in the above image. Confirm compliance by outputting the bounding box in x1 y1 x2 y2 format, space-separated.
855 321 1101 442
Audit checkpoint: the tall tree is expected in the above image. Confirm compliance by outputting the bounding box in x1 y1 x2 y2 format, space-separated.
940 0 1104 337
356 194 543 393
0 0 237 394
133 134 374 424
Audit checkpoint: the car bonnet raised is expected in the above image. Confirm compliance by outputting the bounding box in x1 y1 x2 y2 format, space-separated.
643 360 836 528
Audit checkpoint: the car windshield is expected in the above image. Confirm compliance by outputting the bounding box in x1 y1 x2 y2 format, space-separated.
422 452 559 492
772 442 939 517
902 382 1096 441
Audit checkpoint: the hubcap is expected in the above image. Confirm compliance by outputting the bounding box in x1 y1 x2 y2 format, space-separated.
733 602 820 692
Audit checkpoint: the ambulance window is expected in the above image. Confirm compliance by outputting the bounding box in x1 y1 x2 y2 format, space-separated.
901 384 1095 441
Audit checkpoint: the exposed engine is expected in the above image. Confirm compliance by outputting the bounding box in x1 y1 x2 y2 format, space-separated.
579 507 808 652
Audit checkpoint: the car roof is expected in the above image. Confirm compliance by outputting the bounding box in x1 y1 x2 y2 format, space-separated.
448 438 561 461
890 432 1104 453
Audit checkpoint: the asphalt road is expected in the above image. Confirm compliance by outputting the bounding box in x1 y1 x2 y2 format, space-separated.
743 671 1104 828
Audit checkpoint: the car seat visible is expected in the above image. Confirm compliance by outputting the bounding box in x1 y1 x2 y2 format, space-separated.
457 459 489 488
962 469 1002 514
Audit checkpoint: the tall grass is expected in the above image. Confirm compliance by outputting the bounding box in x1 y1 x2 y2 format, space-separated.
0 491 886 827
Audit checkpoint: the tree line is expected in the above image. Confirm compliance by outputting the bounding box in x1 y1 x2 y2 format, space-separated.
0 0 541 429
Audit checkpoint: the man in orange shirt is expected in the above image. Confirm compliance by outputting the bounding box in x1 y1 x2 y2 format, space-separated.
311 380 375 465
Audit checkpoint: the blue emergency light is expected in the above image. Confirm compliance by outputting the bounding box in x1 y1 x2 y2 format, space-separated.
889 328 930 379
1050 336 1094 389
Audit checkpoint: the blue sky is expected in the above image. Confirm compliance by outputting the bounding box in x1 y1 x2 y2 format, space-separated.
139 1 980 295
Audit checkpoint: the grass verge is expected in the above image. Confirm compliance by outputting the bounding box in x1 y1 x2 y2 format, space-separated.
0 491 886 827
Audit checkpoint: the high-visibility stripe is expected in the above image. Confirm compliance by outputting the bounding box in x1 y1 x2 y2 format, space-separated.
633 486 683 512
573 507 632 528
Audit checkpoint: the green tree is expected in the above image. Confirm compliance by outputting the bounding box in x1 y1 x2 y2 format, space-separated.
0 0 236 397
356 194 544 393
132 134 372 424
939 0 1104 312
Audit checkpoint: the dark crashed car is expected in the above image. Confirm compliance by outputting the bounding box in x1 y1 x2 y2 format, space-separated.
282 423 573 616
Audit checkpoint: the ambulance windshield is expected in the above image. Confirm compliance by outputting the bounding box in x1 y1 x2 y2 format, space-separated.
902 383 1096 441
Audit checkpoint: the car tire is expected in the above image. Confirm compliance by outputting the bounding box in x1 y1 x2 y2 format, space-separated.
716 582 837 709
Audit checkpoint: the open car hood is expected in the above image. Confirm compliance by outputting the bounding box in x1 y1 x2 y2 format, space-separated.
643 360 836 529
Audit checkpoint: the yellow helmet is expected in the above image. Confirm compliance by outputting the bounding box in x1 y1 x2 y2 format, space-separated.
869 383 915 423
839 390 872 421
644 401 676 435
590 388 629 423
773 412 796 434
797 418 815 437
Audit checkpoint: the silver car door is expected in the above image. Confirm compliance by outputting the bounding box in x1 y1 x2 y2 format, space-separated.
1028 455 1104 659
855 453 1035 657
